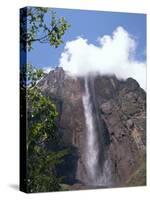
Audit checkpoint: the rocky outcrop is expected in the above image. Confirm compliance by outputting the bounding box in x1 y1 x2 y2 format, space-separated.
37 67 146 188
93 76 146 186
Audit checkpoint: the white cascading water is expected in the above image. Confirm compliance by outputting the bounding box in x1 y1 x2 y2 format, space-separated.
82 78 112 187
82 78 100 185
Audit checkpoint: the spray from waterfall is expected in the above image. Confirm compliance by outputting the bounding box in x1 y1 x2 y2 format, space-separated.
82 78 100 185
82 77 112 187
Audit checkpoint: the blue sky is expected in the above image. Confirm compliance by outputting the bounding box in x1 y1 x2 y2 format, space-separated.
27 8 146 69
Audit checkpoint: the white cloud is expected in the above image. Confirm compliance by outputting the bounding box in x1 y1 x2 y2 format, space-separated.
59 26 146 90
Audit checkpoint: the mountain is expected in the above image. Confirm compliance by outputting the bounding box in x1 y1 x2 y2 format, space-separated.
37 67 146 189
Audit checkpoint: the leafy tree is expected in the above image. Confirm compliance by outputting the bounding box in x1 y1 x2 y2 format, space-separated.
20 65 68 192
20 7 70 51
27 85 68 192
20 64 44 88
20 7 71 192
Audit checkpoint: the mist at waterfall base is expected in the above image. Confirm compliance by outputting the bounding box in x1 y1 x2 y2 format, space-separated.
59 26 146 90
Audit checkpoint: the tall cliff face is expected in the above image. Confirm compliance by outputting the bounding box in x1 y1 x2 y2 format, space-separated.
37 67 146 188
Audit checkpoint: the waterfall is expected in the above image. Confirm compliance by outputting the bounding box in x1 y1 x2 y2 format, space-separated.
82 78 100 185
82 77 112 187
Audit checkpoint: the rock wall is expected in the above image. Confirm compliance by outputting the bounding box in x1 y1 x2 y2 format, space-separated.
38 67 146 187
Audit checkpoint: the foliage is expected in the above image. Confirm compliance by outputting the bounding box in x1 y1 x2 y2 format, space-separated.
27 87 68 192
20 7 70 51
20 64 44 88
20 7 71 192
20 66 68 192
